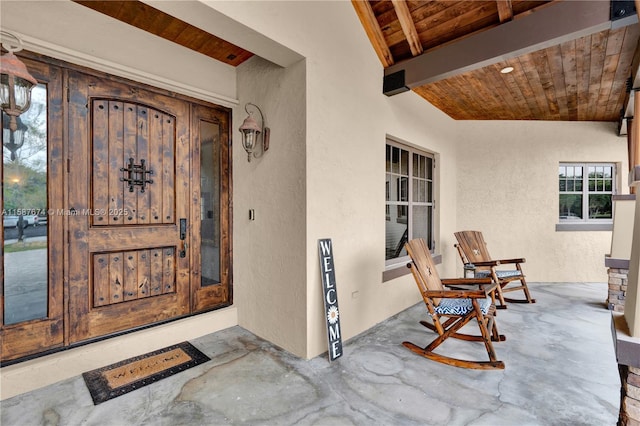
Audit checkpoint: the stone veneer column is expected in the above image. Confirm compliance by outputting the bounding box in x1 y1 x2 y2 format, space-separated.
619 365 640 425
612 313 640 425
609 267 630 312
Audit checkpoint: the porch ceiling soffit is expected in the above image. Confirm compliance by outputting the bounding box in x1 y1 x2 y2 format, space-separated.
72 0 252 67
383 0 632 93
140 0 304 68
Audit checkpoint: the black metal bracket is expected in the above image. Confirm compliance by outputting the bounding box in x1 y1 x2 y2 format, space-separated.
611 1 636 21
120 157 154 193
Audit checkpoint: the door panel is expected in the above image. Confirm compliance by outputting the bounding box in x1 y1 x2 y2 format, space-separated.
67 71 190 343
92 247 176 307
190 104 232 312
0 58 65 362
91 100 175 226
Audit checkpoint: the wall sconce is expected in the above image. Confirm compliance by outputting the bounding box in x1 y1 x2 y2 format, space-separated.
238 102 270 162
2 112 27 161
0 31 38 132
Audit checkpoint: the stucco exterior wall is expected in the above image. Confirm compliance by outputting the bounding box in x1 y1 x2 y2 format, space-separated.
456 120 629 282
234 56 308 357
206 1 459 359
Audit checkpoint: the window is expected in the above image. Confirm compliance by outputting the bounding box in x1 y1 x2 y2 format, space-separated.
3 85 49 325
385 141 434 266
558 163 615 226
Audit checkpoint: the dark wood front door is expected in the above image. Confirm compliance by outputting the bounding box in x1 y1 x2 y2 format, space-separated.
67 71 192 343
1 55 232 362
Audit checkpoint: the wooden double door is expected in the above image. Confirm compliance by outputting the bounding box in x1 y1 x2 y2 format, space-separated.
1 58 232 362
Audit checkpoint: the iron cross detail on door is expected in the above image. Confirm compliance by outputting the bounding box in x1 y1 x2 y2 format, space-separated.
120 158 154 193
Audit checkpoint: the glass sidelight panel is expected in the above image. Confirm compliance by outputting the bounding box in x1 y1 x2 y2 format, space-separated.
2 84 48 325
200 120 221 286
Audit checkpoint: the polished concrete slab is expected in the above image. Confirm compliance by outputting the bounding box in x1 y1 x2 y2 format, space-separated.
0 283 620 425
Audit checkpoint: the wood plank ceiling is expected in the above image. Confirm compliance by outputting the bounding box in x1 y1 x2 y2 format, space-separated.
73 0 640 124
353 0 640 122
73 1 253 67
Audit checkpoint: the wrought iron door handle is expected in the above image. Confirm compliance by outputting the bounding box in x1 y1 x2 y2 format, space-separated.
180 241 188 258
179 218 187 257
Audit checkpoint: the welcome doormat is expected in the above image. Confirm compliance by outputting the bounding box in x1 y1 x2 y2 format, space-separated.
82 341 210 405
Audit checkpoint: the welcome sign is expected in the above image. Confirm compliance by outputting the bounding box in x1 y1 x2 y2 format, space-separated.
318 238 343 361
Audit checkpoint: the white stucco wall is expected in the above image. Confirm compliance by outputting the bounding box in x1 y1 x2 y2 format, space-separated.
455 120 628 282
205 1 459 358
234 56 308 356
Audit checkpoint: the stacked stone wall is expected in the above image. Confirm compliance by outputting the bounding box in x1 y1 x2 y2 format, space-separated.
609 268 629 312
619 365 640 425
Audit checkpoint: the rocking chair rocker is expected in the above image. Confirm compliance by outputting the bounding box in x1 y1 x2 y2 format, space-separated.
403 238 505 370
454 230 535 308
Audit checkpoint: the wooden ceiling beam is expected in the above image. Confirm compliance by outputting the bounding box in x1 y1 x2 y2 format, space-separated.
496 0 513 23
351 0 395 67
383 0 626 95
391 0 423 56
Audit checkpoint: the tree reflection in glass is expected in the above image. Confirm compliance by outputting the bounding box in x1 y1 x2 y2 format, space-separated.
2 83 48 325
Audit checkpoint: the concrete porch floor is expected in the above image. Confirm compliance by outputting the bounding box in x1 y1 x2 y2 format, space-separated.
0 283 620 425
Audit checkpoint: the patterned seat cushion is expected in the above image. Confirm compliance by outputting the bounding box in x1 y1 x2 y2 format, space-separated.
475 270 522 279
434 296 491 316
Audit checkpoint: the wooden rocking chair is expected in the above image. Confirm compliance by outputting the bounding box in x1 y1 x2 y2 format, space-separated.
403 238 505 370
454 230 535 308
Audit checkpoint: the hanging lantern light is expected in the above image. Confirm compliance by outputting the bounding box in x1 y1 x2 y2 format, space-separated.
239 111 261 162
0 31 38 132
238 102 270 162
2 112 27 161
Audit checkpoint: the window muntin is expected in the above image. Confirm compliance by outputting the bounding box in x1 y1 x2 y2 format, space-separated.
386 142 434 265
559 163 614 222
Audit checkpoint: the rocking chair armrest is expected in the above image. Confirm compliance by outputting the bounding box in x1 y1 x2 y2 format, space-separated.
472 260 501 267
441 279 495 295
441 278 493 286
494 257 526 265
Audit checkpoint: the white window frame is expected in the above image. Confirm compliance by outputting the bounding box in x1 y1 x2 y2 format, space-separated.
557 162 616 232
385 139 435 269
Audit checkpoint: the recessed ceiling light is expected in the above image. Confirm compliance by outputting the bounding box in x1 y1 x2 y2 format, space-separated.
500 66 514 74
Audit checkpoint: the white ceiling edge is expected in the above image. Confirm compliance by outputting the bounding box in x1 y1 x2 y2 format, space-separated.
141 0 304 68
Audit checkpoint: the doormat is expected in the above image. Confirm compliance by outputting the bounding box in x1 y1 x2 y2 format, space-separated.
82 341 210 405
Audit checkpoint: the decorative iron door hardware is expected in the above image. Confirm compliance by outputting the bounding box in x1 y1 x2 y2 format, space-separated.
120 157 154 193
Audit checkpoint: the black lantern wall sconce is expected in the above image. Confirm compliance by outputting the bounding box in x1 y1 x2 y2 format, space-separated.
238 102 270 162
